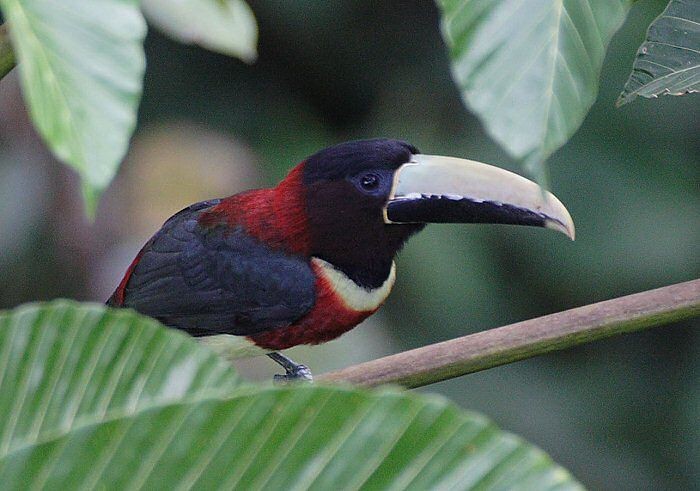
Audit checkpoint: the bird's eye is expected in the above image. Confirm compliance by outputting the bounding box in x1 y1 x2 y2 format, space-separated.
360 174 379 190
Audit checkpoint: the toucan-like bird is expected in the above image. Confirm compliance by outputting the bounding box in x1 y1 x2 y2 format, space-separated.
108 139 574 381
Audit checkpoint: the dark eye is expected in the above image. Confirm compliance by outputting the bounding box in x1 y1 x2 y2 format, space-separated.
360 173 379 190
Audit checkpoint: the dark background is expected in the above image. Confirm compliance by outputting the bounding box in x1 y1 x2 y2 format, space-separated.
0 1 697 488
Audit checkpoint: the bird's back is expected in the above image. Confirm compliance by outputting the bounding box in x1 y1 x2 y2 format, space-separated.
108 196 317 337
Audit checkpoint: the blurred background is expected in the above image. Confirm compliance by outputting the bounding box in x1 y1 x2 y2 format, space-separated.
0 0 697 488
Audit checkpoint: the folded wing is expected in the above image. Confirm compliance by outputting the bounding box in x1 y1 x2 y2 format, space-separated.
113 200 316 337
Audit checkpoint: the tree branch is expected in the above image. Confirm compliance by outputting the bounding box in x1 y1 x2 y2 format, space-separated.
0 24 16 80
318 279 700 388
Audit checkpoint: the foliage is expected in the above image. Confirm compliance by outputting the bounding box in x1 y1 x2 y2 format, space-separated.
0 0 256 214
617 0 700 105
0 0 146 215
0 301 583 489
438 0 632 178
0 0 696 207
141 0 258 62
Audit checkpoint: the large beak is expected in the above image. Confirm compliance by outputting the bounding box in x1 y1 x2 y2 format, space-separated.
384 154 575 239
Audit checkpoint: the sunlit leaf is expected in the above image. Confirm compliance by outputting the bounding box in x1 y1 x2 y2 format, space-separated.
0 385 583 490
142 0 258 62
0 0 146 214
0 300 242 458
438 0 631 177
0 300 581 488
617 0 700 106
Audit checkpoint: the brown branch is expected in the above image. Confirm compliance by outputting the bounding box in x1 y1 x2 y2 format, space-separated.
318 279 700 388
0 24 16 80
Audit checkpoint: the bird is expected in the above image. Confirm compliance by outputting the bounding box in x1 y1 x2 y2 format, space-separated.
107 139 574 382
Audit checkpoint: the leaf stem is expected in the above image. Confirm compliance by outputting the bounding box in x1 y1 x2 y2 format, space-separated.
0 24 16 80
318 279 700 388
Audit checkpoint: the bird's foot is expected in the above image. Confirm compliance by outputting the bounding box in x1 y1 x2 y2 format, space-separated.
273 364 313 384
268 352 313 384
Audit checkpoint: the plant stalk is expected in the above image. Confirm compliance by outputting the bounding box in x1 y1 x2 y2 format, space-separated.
0 24 16 80
318 279 700 388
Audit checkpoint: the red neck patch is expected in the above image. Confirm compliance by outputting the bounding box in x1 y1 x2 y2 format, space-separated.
248 260 380 350
198 163 311 255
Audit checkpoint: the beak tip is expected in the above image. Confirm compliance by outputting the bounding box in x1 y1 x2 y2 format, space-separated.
545 218 576 241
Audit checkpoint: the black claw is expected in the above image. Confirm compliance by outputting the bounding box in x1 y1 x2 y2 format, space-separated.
268 352 313 384
273 365 313 384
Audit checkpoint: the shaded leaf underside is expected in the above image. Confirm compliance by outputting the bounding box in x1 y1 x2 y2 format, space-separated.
141 0 258 62
0 0 146 213
439 0 631 176
617 0 700 105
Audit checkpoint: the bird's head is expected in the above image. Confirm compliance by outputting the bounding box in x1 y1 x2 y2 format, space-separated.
288 139 574 288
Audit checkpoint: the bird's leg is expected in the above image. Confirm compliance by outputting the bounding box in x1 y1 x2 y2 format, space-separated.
267 352 313 383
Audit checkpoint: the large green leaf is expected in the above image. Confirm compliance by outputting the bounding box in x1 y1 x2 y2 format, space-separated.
141 0 258 62
438 0 631 177
0 300 242 458
0 385 583 490
617 0 700 106
0 0 146 214
0 301 581 488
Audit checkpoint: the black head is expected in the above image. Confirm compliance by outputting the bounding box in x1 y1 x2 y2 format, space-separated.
303 138 418 185
302 139 424 288
297 138 575 289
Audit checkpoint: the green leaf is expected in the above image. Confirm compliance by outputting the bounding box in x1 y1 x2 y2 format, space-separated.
0 385 583 490
617 0 700 106
141 0 258 62
0 301 581 487
438 0 632 176
0 25 15 79
0 0 146 215
0 300 242 459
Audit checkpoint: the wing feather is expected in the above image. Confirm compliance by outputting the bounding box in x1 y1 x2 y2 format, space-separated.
119 201 316 336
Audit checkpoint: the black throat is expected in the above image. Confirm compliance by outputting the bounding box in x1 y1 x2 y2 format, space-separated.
306 180 424 289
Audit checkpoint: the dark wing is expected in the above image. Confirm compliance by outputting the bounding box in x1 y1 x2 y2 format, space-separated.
114 200 316 337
